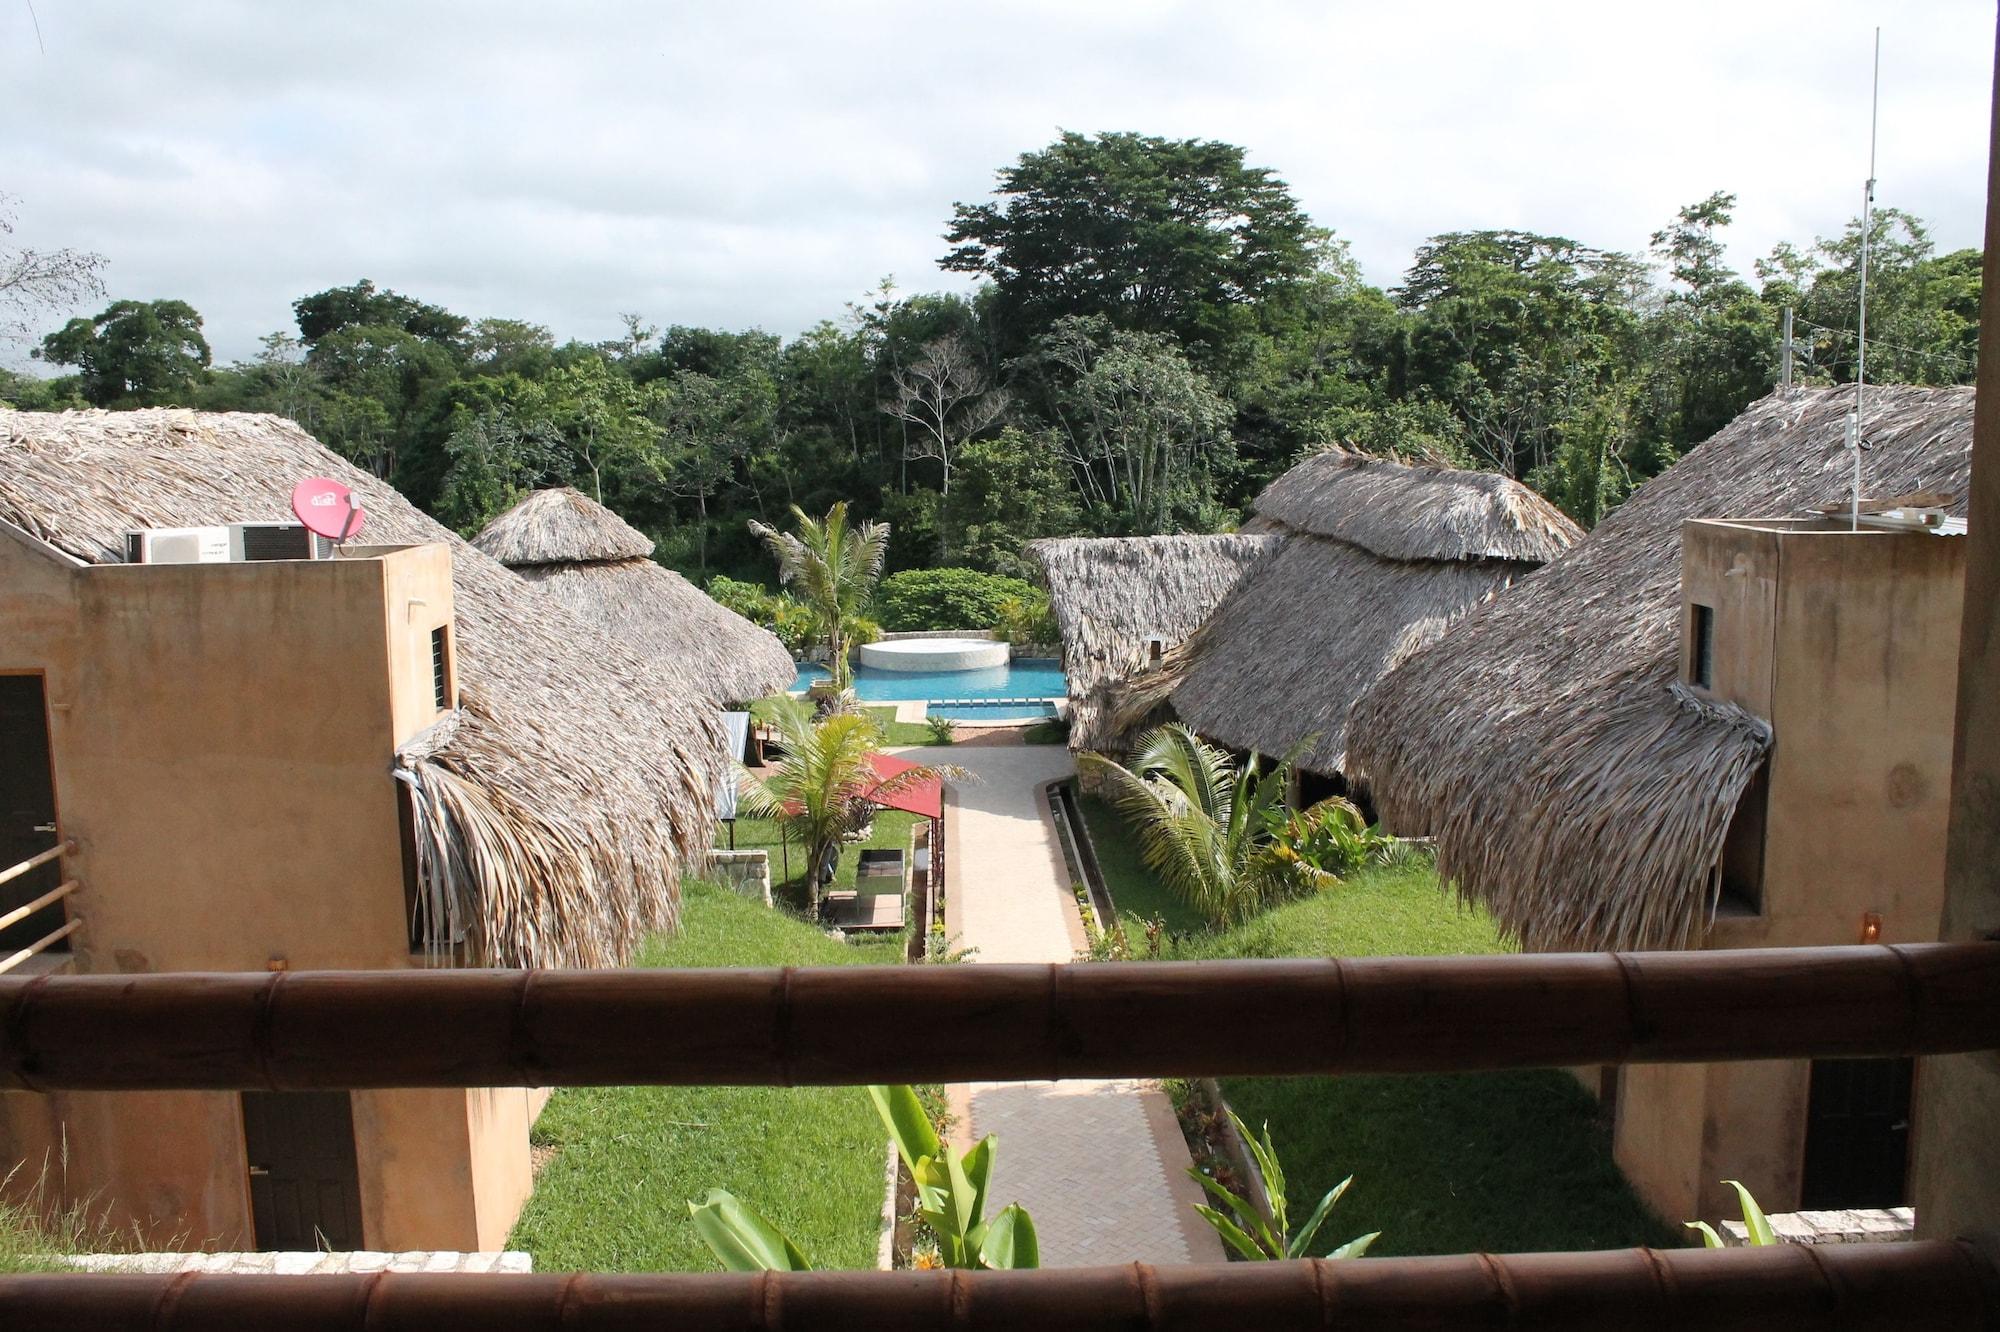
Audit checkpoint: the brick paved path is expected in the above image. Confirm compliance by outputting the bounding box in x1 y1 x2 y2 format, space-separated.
915 742 1222 1268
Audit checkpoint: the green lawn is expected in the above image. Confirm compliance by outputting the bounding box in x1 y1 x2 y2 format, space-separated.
867 706 936 746
1075 792 1209 935
1171 859 1507 960
508 881 897 1271
1080 799 1675 1255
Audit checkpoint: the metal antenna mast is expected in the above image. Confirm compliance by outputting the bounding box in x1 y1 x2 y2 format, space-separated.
1849 27 1881 531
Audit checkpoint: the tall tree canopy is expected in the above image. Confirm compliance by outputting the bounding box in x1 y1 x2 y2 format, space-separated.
941 131 1322 358
35 298 212 405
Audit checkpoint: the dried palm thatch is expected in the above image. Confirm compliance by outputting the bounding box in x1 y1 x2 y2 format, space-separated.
0 408 725 969
474 488 794 706
1167 451 1580 774
1028 534 1278 751
1255 447 1581 562
1345 385 1975 952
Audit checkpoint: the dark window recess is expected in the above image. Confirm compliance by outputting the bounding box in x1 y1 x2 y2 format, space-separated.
1717 760 1769 914
1801 1057 1913 1209
1691 604 1716 688
430 626 452 711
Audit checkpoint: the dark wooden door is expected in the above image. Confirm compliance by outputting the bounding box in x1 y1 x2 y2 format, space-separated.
0 675 62 954
1801 1057 1913 1209
242 1092 365 1251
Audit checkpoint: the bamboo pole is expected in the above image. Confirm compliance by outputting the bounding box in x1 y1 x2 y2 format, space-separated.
0 918 81 977
0 1242 1993 1330
0 943 1994 1091
0 841 70 891
0 880 76 935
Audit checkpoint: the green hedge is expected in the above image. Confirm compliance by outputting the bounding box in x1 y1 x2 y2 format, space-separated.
876 567 1038 633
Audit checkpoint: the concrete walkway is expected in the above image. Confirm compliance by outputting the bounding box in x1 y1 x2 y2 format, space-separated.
911 740 1221 1269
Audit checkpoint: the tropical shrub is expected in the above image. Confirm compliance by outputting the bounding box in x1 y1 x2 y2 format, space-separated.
690 1085 1038 1271
706 574 816 653
1266 797 1395 880
1189 1109 1379 1262
923 715 957 745
876 567 1039 633
995 590 1057 647
1080 726 1329 928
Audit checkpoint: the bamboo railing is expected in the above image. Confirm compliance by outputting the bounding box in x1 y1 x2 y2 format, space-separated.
0 943 1993 1091
1 945 1996 1327
3 1241 1996 1329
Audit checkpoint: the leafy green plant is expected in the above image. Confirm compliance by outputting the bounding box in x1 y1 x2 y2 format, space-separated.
1189 1109 1379 1262
1080 726 1327 928
689 1085 1037 1271
1266 797 1395 880
706 574 817 653
995 590 1057 647
1686 1180 1777 1248
923 715 957 745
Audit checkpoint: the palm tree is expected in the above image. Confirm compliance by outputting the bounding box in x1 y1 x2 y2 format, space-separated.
748 502 889 692
738 698 951 917
1079 725 1328 929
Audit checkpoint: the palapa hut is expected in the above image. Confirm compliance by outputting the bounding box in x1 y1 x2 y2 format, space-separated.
0 409 722 971
1347 386 1974 1227
1160 449 1580 778
1345 385 1973 955
474 487 794 707
1027 534 1277 753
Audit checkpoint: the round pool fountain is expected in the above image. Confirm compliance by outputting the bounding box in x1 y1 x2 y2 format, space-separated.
857 637 1011 673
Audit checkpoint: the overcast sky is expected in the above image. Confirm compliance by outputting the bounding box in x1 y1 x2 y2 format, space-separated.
3 1 1993 367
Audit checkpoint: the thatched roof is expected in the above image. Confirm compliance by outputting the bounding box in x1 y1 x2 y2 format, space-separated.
1167 451 1580 774
0 408 725 969
1345 385 1975 952
471 486 655 565
1254 447 1581 562
474 488 794 706
1028 534 1278 751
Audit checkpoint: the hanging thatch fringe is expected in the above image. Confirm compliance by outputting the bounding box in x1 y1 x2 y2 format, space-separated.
0 408 721 969
475 488 794 706
1028 534 1278 752
1345 385 1975 952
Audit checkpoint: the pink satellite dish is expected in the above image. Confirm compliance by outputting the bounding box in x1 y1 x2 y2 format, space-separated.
291 477 366 543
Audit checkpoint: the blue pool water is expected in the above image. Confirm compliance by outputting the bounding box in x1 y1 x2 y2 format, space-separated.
793 657 1066 703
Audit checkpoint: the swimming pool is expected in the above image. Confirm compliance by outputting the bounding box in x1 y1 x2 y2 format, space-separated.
792 657 1066 704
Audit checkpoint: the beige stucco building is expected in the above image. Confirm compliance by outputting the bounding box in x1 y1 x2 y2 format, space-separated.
1611 516 1966 1223
0 528 535 1252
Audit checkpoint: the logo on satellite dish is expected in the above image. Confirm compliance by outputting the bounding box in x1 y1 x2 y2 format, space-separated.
291 477 367 543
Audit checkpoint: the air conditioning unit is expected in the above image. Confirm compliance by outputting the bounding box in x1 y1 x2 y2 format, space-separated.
125 526 232 564
229 522 333 561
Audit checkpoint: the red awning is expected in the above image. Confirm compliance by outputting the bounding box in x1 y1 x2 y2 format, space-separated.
772 751 943 820
861 752 943 819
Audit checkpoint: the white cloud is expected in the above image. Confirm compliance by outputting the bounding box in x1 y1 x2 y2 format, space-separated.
3 0 1990 365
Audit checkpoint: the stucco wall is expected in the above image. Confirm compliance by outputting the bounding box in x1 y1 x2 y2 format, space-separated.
1629 520 1966 1225
0 538 525 1252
